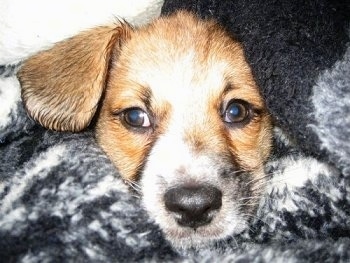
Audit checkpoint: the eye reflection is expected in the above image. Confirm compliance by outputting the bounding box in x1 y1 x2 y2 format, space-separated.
223 100 250 124
122 108 151 128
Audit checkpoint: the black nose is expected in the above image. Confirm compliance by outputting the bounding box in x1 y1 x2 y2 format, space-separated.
164 185 222 229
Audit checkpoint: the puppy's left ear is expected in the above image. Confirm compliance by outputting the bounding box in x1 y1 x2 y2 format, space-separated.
17 23 132 132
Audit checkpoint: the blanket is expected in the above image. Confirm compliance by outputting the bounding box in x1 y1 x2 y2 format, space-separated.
1 0 350 262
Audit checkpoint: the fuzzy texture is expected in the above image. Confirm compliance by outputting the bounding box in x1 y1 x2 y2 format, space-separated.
1 0 350 261
162 0 350 167
0 74 349 261
311 45 350 176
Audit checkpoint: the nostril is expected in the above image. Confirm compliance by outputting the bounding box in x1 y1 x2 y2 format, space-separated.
164 184 222 229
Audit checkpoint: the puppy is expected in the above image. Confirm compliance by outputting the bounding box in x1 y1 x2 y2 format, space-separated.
17 11 272 249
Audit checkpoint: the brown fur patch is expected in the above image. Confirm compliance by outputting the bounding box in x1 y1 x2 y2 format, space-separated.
19 11 272 182
18 24 132 131
96 12 272 180
96 78 172 180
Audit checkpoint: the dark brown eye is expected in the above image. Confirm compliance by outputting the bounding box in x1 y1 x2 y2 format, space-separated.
122 108 151 128
223 100 250 124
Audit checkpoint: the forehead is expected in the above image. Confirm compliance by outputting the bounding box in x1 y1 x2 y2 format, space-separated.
111 12 261 108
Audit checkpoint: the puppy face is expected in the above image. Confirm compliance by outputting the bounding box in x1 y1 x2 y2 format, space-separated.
18 11 272 249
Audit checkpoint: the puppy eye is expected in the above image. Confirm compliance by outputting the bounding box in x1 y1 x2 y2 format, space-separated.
122 108 151 128
223 100 250 124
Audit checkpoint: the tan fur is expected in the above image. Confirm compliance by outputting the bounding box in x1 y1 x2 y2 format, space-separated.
95 12 272 180
17 9 273 189
18 24 132 132
18 11 273 248
18 11 272 181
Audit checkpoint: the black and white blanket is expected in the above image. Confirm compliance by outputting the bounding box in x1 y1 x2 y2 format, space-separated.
1 0 350 261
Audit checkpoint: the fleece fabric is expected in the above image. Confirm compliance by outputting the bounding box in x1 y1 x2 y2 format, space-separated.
1 0 349 261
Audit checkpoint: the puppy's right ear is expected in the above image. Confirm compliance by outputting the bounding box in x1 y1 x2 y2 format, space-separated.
17 23 132 132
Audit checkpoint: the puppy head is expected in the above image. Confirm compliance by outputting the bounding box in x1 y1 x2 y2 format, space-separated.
18 11 272 249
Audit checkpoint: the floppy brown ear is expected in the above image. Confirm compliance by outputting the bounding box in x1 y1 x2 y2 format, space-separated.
17 23 132 132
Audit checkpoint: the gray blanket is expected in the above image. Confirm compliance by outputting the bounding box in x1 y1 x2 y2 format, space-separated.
1 0 350 261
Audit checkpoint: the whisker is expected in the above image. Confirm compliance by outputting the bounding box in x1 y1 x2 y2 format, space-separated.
238 196 263 201
245 173 270 187
242 202 259 207
228 235 239 248
124 179 142 194
250 181 268 191
249 214 267 223
247 158 312 190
